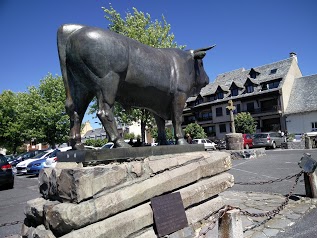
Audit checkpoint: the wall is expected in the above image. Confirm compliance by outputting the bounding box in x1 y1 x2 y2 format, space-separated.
281 57 302 112
286 111 317 134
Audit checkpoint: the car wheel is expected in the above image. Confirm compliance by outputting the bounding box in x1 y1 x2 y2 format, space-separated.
272 142 276 149
245 144 249 150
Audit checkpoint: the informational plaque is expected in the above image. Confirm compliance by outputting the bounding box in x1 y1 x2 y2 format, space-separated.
150 192 188 237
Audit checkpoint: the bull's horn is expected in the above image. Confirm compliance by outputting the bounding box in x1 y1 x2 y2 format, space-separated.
193 45 216 53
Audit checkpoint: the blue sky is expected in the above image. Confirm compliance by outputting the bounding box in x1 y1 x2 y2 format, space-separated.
1 0 316 128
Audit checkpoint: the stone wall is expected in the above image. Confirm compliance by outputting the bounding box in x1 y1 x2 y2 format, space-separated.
22 151 233 238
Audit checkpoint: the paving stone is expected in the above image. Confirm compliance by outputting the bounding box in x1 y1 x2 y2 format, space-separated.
290 203 311 214
265 217 293 229
262 228 280 236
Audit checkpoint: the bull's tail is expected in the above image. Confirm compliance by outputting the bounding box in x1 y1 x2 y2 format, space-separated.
57 24 85 112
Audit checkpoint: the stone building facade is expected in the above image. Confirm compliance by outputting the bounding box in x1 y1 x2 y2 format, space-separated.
182 53 303 139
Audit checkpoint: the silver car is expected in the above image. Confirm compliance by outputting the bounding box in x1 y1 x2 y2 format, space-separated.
252 132 285 149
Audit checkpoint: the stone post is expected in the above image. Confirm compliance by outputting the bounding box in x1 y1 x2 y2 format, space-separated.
218 209 243 238
304 171 317 198
226 133 243 150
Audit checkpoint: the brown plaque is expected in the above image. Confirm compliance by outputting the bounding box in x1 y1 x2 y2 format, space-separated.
150 192 188 237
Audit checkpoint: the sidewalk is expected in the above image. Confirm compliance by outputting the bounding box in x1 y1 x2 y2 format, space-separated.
196 190 317 238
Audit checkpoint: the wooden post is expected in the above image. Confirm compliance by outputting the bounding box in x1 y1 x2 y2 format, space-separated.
304 171 317 198
218 209 243 238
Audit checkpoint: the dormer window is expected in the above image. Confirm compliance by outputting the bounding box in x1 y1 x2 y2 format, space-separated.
246 85 254 93
231 88 238 96
216 91 223 99
249 68 260 79
270 68 277 75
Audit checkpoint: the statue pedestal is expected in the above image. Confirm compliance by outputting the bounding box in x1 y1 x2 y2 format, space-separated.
22 151 233 238
226 133 243 150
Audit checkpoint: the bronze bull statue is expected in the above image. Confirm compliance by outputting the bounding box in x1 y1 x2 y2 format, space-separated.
57 24 215 149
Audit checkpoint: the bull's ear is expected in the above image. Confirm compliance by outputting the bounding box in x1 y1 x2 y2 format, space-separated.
193 45 216 54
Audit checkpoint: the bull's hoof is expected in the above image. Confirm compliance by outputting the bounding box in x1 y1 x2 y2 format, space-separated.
115 140 131 148
74 143 85 150
177 138 188 145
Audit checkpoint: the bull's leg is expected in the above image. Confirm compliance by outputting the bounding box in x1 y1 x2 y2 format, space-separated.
154 114 168 145
96 73 130 148
172 93 188 145
67 88 94 150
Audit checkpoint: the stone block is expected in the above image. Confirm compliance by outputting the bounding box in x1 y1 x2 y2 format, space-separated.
24 198 47 225
30 225 56 238
39 168 53 199
56 165 127 203
60 196 224 238
46 157 232 236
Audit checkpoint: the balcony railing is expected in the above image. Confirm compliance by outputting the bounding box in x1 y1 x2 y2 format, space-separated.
242 106 280 114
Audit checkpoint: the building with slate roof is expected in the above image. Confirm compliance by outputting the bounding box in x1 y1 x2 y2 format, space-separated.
284 74 317 134
182 53 303 139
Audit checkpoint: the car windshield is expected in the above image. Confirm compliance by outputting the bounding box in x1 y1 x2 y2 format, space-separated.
206 140 212 143
101 143 113 149
253 134 268 139
48 150 59 158
32 151 47 159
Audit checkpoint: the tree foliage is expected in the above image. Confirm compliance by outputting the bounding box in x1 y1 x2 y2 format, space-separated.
150 127 174 142
234 112 257 134
0 74 69 152
184 123 206 139
87 5 185 143
0 91 26 153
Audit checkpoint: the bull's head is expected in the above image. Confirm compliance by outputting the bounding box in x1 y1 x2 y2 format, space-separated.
191 45 216 96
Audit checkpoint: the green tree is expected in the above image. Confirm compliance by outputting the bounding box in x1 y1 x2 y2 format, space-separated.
0 91 27 153
234 112 256 134
23 74 70 148
184 123 206 139
88 5 185 144
150 127 174 142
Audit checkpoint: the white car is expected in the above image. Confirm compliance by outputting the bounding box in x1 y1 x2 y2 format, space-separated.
16 150 53 174
192 139 217 151
43 147 72 168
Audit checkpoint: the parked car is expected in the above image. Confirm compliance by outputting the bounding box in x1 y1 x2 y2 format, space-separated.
243 134 253 149
0 154 14 189
252 132 285 149
100 142 115 150
16 150 53 175
192 139 216 150
9 150 45 166
43 147 72 169
26 158 47 175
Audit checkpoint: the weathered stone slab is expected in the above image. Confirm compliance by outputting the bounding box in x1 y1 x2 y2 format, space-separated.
60 195 224 238
48 151 229 203
39 168 53 199
24 198 48 225
57 165 127 203
30 225 56 238
46 160 232 236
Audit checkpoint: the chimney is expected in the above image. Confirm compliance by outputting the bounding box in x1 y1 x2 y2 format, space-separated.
289 52 297 63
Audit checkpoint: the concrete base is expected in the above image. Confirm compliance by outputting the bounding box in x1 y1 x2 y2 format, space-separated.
226 133 243 150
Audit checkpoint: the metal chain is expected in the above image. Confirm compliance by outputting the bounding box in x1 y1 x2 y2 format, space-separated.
235 172 301 185
198 171 303 235
238 171 304 232
0 220 23 227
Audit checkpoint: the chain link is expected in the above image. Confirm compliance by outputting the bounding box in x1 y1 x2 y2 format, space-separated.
198 171 304 235
235 172 301 185
237 171 303 232
0 220 23 227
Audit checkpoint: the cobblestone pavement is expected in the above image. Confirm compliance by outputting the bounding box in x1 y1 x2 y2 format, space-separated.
196 191 317 238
